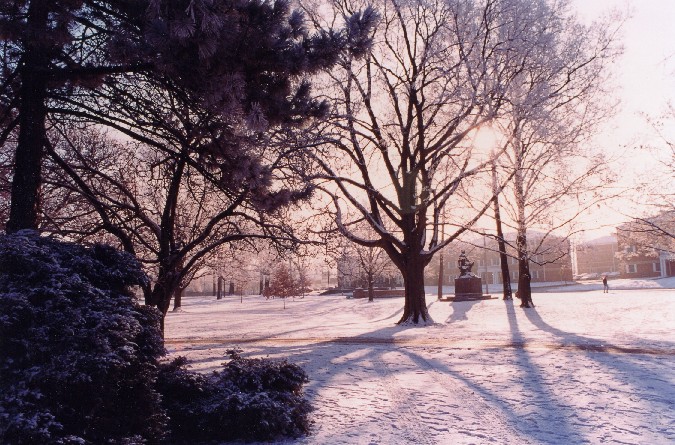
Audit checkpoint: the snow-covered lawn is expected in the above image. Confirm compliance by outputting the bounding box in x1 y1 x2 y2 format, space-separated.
165 282 675 444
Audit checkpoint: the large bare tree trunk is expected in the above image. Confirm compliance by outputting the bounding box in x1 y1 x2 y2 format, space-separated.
147 273 176 336
513 150 533 308
7 1 49 233
437 223 445 300
397 256 430 324
172 286 185 311
437 251 444 300
367 271 375 302
492 160 512 300
147 254 187 334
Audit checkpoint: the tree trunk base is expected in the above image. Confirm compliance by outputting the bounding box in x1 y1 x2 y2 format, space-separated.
396 311 434 325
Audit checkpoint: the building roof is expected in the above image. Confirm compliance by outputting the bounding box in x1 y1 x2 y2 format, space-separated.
583 235 617 246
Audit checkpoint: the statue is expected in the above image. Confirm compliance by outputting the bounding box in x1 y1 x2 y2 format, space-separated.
453 250 484 299
457 250 476 277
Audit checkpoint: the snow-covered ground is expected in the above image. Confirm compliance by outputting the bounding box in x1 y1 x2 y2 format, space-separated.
165 279 675 444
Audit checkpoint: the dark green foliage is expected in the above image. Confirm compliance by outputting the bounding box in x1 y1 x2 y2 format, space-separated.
0 231 166 444
145 0 367 125
0 232 314 444
157 353 312 443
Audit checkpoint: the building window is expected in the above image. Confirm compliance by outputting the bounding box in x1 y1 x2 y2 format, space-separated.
653 262 661 272
532 270 540 279
626 264 637 274
625 245 636 253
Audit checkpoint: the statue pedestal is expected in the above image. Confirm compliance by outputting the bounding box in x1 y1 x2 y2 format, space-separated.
454 276 484 299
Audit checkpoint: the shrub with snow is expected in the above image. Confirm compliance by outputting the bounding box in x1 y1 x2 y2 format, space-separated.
0 232 314 444
157 352 313 443
0 232 166 445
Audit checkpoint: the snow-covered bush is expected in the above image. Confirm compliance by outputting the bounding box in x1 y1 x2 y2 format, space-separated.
157 353 313 443
0 232 166 445
0 232 314 444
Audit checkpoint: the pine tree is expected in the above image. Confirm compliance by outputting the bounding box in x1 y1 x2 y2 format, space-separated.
0 0 150 232
1 0 377 233
264 263 298 299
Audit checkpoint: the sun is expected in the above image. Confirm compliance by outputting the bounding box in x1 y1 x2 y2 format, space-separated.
471 126 502 152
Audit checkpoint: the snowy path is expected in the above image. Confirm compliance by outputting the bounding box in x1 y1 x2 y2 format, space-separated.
165 290 675 444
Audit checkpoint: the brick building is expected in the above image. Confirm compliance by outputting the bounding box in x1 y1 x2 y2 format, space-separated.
572 235 619 278
616 214 675 278
440 233 573 286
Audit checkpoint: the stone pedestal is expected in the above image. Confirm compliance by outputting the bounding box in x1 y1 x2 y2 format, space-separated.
454 276 483 299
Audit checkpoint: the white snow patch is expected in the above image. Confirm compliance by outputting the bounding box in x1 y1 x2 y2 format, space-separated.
165 280 675 444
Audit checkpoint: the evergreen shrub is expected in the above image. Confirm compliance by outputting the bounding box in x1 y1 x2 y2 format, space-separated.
0 232 313 444
157 352 312 443
0 232 165 445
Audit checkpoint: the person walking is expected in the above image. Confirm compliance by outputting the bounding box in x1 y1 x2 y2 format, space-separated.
602 275 609 293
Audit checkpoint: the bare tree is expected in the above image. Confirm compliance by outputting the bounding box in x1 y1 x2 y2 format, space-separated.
305 0 576 323
354 242 389 302
330 225 391 300
490 1 622 307
616 213 675 261
45 126 301 334
35 0 362 333
624 104 675 246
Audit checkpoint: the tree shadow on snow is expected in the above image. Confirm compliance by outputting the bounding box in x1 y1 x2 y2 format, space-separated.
195 321 567 443
445 299 482 324
521 307 675 420
169 297 674 444
501 300 586 443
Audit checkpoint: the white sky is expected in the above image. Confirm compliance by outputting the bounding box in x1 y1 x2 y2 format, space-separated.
571 0 675 239
573 0 675 119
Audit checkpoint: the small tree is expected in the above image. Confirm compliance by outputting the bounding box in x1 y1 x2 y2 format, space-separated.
265 263 299 300
353 243 388 302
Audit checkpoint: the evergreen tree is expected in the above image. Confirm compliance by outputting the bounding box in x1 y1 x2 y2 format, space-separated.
0 0 376 233
0 0 150 232
264 263 298 299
